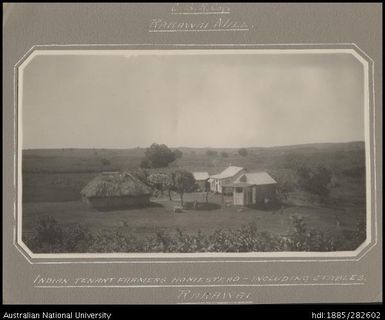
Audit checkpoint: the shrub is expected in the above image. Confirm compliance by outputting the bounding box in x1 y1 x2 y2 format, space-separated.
285 215 342 251
24 215 360 253
342 218 366 250
25 216 93 253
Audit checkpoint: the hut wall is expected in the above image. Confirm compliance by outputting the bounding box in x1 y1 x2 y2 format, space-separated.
85 195 150 209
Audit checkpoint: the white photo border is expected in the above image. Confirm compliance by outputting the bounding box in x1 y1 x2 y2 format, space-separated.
13 44 377 264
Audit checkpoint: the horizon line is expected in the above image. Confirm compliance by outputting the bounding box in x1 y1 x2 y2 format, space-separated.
22 140 365 151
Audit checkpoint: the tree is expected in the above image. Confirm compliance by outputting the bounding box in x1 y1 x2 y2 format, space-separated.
173 170 196 206
238 148 248 157
296 165 332 201
205 180 210 203
148 173 175 200
276 179 294 202
131 169 149 184
220 151 228 158
142 143 177 168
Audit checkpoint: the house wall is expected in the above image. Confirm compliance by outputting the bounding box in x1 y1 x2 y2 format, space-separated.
233 184 276 206
234 186 253 206
211 169 247 194
85 195 150 210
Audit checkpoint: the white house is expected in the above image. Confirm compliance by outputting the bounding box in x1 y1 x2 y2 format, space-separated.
230 172 277 206
209 166 246 194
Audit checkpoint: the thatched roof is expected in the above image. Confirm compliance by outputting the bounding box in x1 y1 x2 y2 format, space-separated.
81 172 152 198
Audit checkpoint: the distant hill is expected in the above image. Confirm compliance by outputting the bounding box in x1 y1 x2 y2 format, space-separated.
23 141 365 156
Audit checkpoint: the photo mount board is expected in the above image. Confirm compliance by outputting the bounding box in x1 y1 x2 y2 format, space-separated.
3 3 382 304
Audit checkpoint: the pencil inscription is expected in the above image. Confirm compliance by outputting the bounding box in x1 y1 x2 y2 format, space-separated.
149 3 251 32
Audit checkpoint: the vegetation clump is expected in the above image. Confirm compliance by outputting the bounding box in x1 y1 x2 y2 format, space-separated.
24 215 365 254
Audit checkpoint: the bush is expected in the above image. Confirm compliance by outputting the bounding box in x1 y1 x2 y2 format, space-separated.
25 216 93 253
285 215 342 251
24 215 363 253
341 218 366 250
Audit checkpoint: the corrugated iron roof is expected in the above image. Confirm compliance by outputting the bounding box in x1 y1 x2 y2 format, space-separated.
233 172 277 185
193 172 210 181
210 166 245 179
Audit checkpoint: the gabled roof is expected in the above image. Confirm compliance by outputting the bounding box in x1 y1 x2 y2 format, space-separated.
233 172 277 186
210 166 245 179
81 172 152 198
193 172 210 181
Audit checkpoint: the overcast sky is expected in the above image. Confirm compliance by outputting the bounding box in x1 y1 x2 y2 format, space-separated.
21 51 365 149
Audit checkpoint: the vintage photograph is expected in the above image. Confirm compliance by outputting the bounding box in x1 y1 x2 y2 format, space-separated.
19 49 368 255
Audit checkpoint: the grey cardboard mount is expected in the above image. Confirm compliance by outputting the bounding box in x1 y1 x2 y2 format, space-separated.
3 3 382 304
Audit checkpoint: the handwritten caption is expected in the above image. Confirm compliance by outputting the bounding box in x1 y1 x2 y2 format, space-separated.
149 3 253 33
32 273 365 303
33 273 365 287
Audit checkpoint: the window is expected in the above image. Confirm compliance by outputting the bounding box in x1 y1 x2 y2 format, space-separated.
235 187 243 193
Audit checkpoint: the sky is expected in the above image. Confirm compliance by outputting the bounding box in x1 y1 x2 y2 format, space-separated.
21 51 365 149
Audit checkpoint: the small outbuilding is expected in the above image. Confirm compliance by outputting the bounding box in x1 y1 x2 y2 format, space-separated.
81 172 152 210
193 172 210 191
227 172 277 206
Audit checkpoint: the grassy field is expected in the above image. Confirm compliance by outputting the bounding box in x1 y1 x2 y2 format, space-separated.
21 142 367 252
23 192 357 240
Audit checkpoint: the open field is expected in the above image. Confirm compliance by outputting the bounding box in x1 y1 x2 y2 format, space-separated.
21 142 367 252
22 142 366 203
22 193 361 240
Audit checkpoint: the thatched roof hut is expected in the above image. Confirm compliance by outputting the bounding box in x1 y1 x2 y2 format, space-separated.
81 172 152 210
